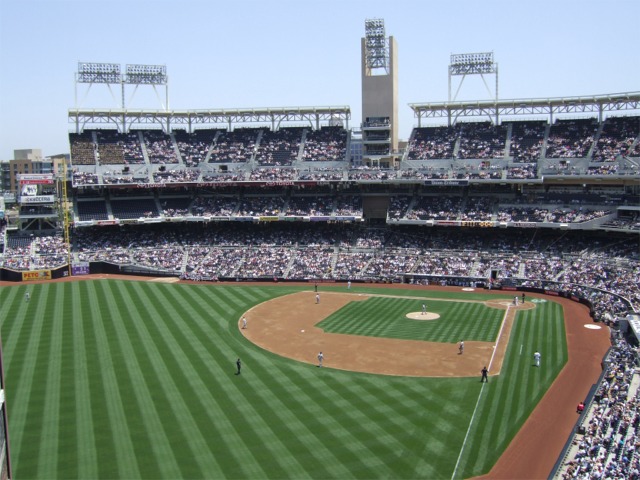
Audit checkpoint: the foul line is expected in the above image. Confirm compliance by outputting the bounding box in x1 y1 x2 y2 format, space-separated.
451 305 513 479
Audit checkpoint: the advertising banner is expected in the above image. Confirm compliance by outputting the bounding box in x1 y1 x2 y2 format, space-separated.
22 270 52 281
20 195 55 204
19 174 54 185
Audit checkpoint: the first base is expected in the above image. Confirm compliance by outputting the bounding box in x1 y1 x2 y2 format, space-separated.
301 329 305 333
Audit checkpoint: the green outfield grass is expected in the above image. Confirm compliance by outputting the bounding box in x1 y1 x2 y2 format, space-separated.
0 280 567 479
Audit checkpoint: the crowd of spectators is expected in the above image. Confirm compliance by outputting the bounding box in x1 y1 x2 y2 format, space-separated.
68 117 639 190
143 131 179 164
209 129 258 163
587 164 619 176
496 206 549 223
387 196 412 221
334 195 363 216
96 130 145 165
546 208 611 223
236 196 285 217
409 196 464 221
399 168 451 180
558 340 640 479
302 127 348 162
505 164 538 179
285 196 333 216
248 168 297 182
508 121 546 163
152 168 200 184
2 225 638 319
546 119 599 159
1 234 68 270
458 164 503 180
456 123 507 160
348 167 393 181
174 129 219 167
69 132 97 165
200 171 245 182
459 197 496 221
601 212 640 231
297 167 345 181
255 128 303 166
592 116 640 162
407 126 457 160
72 170 99 185
286 247 335 279
160 197 192 218
64 187 637 230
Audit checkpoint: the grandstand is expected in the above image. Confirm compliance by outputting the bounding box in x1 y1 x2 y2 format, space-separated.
1 20 639 480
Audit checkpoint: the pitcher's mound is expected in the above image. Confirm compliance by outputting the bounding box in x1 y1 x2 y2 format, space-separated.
406 312 440 320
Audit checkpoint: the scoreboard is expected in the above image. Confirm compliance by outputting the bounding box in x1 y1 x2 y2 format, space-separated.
18 174 56 207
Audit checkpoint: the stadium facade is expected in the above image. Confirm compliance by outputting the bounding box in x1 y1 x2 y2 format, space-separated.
0 18 639 479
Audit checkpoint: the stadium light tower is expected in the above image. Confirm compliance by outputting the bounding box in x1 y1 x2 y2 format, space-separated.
364 18 389 75
124 64 169 111
75 62 122 109
448 51 498 102
74 62 169 110
361 18 398 168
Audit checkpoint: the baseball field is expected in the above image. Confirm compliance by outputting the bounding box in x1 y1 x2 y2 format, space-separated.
0 277 610 479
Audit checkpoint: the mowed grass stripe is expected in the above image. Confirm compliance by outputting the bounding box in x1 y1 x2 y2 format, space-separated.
231 344 406 478
72 282 99 479
11 285 56 478
38 283 65 476
134 282 274 479
457 333 522 475
485 309 539 452
0 285 24 362
471 308 540 469
86 281 141 478
224 356 347 478
142 287 296 477
172 284 241 334
0 286 32 465
319 297 502 342
273 367 397 478
457 303 567 478
102 281 184 478
99 281 183 477
323 379 414 476
114 281 223 478
541 302 568 380
342 379 447 476
57 283 78 478
149 283 260 477
225 284 292 310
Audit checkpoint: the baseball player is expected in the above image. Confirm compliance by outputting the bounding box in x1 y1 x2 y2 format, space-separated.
533 351 541 367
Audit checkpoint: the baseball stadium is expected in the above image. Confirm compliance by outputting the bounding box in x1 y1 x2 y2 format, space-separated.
0 18 639 480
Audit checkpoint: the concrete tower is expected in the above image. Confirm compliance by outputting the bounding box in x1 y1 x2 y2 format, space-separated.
361 18 398 168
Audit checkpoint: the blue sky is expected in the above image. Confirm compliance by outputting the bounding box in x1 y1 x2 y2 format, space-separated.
0 0 638 160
